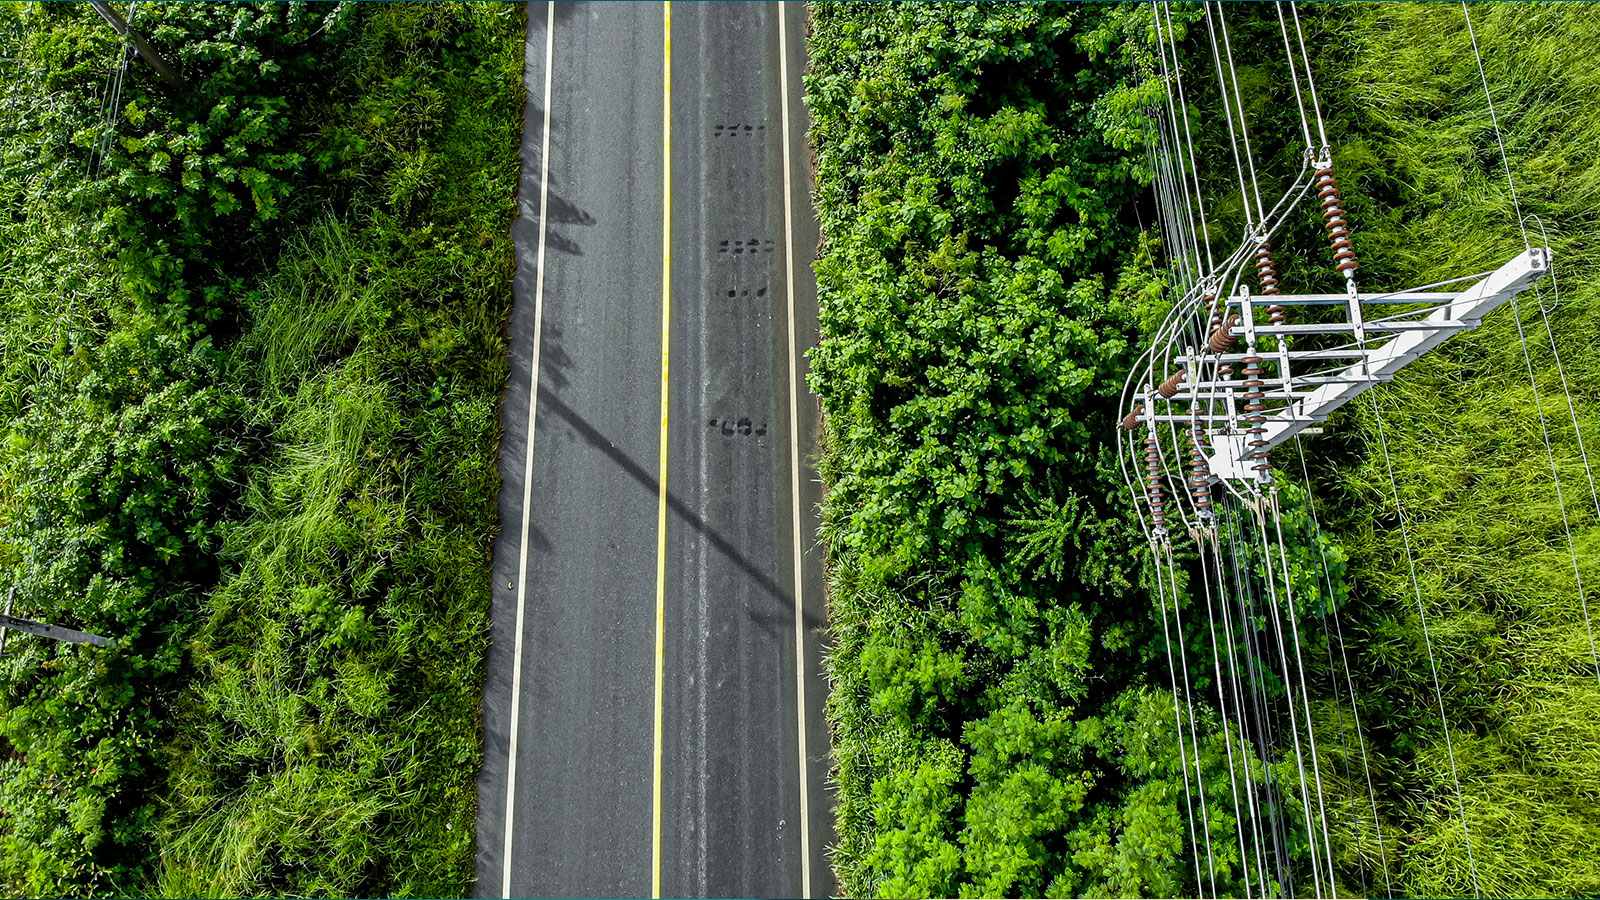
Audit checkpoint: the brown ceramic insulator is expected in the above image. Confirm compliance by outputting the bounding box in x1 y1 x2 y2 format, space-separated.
1208 314 1241 353
1157 369 1186 399
1241 356 1267 470
1249 432 1271 470
1121 404 1145 430
1254 242 1282 295
1316 166 1360 274
1188 431 1212 509
1258 241 1286 324
1243 361 1269 469
1144 436 1167 524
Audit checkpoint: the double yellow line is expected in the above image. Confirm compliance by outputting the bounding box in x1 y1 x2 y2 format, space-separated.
651 4 672 900
651 7 810 898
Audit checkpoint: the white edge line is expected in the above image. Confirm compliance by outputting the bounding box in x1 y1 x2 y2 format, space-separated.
503 4 555 897
777 4 812 897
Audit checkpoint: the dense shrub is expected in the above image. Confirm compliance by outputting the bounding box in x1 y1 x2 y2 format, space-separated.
805 4 1268 896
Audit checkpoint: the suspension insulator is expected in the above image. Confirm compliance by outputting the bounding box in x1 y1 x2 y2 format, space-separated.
1144 435 1167 529
1242 355 1270 472
1188 425 1212 512
1208 313 1241 354
1315 166 1359 276
1120 404 1145 430
1157 369 1187 399
1255 241 1286 325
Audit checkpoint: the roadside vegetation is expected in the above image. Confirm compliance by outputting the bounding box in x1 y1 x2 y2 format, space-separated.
808 1 1600 898
0 3 521 896
807 5 1207 897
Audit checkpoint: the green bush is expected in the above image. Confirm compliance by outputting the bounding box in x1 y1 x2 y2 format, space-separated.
807 4 1270 896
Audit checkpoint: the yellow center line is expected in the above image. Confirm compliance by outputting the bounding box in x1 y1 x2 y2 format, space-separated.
652 4 672 899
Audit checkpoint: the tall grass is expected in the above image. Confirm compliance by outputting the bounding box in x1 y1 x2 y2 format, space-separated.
146 4 523 897
1300 3 1600 896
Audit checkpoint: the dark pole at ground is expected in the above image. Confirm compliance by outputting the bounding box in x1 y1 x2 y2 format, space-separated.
87 0 183 89
0 587 113 651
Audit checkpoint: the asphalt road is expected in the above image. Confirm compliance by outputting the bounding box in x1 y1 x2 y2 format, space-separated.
474 4 830 898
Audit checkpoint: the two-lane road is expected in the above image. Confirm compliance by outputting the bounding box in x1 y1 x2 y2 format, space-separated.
473 4 830 897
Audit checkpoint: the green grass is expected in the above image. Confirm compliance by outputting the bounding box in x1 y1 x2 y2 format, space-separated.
156 6 523 895
0 3 523 896
1297 3 1600 896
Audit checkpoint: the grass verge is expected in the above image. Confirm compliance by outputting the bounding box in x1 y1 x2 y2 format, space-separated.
0 3 522 896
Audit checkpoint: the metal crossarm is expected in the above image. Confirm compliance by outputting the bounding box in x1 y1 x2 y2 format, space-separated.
1127 248 1550 484
1209 247 1549 478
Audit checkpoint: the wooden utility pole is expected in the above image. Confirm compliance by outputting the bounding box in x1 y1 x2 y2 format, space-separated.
0 587 112 655
87 0 183 89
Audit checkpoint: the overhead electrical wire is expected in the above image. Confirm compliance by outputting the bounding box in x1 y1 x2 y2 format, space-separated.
1155 537 1208 895
1368 396 1482 898
1293 438 1392 898
1216 5 1265 225
1287 2 1328 159
1463 9 1600 691
1267 490 1337 891
1110 5 1570 895
1461 1 1530 252
1524 216 1600 527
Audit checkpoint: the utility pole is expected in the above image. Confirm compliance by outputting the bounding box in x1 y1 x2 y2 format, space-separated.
87 0 183 89
0 587 112 655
